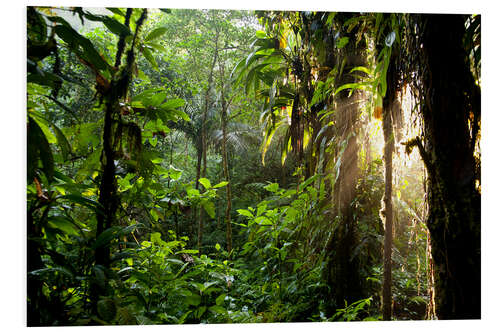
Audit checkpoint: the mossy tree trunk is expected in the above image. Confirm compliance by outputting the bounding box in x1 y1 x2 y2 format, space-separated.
416 14 481 319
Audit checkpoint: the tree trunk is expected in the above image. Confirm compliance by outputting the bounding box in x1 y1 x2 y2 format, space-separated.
197 31 219 253
221 100 232 253
381 75 396 321
91 8 147 315
417 14 481 319
324 17 367 311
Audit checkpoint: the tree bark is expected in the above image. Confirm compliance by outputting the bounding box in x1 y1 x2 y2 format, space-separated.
381 74 396 321
418 14 481 319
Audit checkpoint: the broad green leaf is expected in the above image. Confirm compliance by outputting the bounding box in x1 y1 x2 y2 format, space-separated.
97 298 117 322
146 42 167 53
264 182 279 193
185 294 201 306
51 122 71 160
336 37 349 49
209 305 226 314
186 188 200 197
54 25 111 73
83 12 131 36
198 177 211 189
29 267 74 278
237 209 254 218
106 8 125 16
151 232 165 245
212 181 228 189
141 46 158 70
60 194 104 213
93 226 121 249
256 30 267 38
47 215 80 236
145 26 168 42
151 92 167 107
161 98 185 110
202 200 215 219
27 115 54 181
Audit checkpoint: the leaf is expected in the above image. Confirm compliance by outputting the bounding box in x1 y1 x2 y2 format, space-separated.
350 66 371 76
150 92 167 107
161 98 185 110
212 181 228 189
97 298 117 322
141 46 158 70
198 177 211 189
336 37 349 49
264 182 279 193
60 194 104 213
54 25 111 73
185 294 201 306
93 226 121 249
209 305 226 314
27 115 54 182
145 26 168 42
106 8 125 16
47 215 80 236
215 293 226 306
146 42 167 54
237 209 254 218
298 174 321 192
256 30 267 38
51 122 71 160
83 12 131 36
29 267 74 278
202 200 215 219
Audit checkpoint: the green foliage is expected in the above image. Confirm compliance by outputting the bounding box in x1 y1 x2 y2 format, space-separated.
26 7 442 325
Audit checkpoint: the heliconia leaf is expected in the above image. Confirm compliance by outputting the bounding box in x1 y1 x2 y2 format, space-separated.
145 26 168 42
